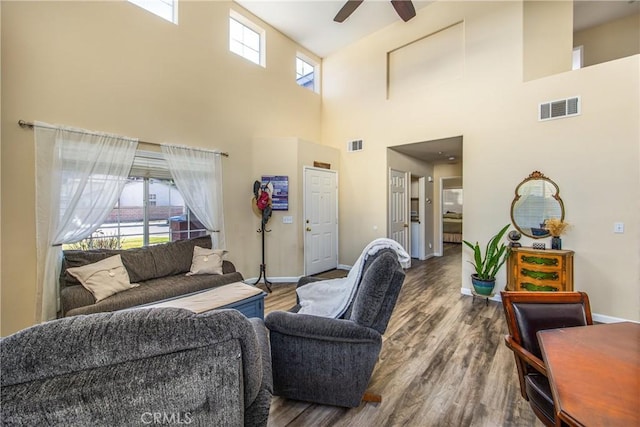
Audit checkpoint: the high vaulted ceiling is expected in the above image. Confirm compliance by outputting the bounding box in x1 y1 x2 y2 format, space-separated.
235 0 639 58
235 0 433 57
234 1 638 164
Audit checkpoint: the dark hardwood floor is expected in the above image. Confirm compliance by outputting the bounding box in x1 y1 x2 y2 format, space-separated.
258 244 543 427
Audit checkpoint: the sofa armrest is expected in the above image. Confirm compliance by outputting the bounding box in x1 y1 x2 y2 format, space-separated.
244 318 273 427
222 260 236 274
248 318 272 394
60 285 96 316
265 310 380 343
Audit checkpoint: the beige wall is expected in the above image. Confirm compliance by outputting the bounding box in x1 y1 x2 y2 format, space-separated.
1 1 322 335
322 1 639 321
574 13 640 68
523 0 573 81
250 137 340 279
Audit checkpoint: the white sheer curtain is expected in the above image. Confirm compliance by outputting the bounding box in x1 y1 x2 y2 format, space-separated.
161 144 225 249
35 122 138 321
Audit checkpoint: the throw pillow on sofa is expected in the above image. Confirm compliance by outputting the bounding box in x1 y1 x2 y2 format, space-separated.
186 246 227 276
66 255 139 302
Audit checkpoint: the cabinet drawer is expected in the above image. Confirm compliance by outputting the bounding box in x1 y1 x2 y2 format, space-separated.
507 248 574 292
518 253 563 269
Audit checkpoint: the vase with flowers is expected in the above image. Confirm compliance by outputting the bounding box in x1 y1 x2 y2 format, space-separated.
544 218 569 250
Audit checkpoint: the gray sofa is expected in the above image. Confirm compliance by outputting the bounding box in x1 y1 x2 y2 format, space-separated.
60 235 244 317
1 308 272 426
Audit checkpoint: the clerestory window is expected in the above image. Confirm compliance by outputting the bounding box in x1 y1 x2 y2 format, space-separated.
296 54 319 93
128 0 178 24
229 10 265 67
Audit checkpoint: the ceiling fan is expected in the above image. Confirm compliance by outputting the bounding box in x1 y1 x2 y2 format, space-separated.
334 0 417 23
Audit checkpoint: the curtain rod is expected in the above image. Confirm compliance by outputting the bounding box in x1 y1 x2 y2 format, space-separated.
18 120 229 158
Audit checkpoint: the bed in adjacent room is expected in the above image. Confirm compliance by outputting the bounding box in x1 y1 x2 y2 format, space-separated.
443 212 462 243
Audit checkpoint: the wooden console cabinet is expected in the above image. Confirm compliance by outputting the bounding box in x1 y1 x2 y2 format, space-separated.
506 247 574 292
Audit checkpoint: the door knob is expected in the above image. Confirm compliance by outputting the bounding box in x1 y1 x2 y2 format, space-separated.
306 227 311 231
403 223 409 228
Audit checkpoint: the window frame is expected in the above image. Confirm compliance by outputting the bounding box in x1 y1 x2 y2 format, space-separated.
229 10 266 67
128 0 178 24
64 150 207 250
296 53 320 93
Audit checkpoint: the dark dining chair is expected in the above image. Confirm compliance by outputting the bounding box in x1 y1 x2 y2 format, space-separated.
501 291 593 427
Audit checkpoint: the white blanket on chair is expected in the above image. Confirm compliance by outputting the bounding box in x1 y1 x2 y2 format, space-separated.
297 238 410 318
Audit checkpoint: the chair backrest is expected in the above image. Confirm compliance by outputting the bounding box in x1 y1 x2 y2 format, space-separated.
501 291 592 378
344 248 406 334
1 308 267 426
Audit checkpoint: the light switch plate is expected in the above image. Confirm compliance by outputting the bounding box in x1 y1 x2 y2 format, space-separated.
283 216 293 224
614 222 624 233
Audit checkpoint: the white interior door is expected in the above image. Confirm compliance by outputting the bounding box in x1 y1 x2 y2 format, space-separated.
389 169 410 260
304 167 338 275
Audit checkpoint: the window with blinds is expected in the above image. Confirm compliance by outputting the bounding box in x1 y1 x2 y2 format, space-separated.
64 150 206 250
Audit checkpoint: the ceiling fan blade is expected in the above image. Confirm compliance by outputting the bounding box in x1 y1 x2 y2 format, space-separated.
390 0 416 22
334 0 364 23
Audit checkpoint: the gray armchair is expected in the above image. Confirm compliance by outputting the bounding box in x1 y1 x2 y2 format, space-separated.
265 248 406 407
1 308 272 426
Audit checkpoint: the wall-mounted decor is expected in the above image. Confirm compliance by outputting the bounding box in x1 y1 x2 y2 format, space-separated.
314 161 331 169
511 171 565 239
262 175 289 211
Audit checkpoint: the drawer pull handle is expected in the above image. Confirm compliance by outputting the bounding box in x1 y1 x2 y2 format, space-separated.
521 268 559 281
521 282 559 292
520 255 559 266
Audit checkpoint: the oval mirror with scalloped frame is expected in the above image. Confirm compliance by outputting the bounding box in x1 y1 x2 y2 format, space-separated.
511 171 564 239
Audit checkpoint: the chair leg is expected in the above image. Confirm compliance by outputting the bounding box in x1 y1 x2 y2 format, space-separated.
362 392 382 404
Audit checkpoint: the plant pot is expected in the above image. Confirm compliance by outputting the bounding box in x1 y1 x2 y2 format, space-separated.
471 274 496 296
551 236 562 250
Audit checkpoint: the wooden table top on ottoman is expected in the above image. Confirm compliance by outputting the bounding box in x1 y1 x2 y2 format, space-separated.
138 282 266 319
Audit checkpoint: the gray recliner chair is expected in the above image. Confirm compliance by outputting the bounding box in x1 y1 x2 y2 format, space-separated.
1 308 272 427
265 248 406 407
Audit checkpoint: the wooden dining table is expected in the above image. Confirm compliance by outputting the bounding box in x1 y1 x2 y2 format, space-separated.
537 322 640 427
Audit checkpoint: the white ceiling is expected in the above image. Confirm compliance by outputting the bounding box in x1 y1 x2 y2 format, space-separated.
236 0 434 58
236 0 639 58
390 136 463 165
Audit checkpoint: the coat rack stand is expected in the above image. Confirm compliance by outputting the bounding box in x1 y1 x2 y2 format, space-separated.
252 226 272 293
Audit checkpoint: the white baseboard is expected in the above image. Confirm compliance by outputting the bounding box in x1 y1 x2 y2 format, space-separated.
592 313 639 324
460 287 502 302
244 276 299 285
337 264 352 271
459 288 638 324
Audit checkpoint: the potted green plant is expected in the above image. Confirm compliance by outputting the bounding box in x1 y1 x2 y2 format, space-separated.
463 224 511 296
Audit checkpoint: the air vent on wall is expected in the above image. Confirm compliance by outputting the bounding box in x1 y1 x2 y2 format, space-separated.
347 139 363 152
539 96 581 121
